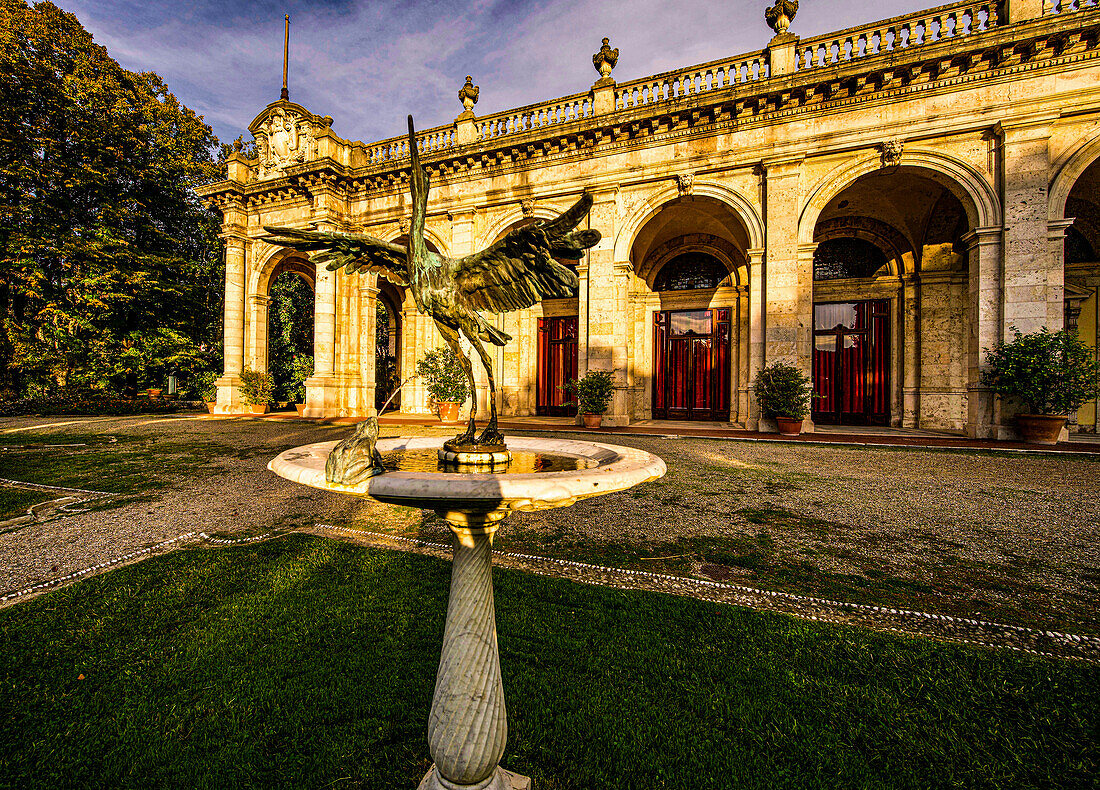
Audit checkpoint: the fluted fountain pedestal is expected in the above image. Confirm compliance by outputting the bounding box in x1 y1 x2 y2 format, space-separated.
417 511 529 790
268 436 665 789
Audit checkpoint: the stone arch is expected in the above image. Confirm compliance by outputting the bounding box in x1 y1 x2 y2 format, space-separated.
384 226 449 258
640 234 742 289
799 148 1000 246
252 245 315 297
480 206 567 248
614 181 764 263
813 217 909 278
1050 130 1100 221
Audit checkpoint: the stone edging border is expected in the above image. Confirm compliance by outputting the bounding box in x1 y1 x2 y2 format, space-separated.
0 532 199 604
314 523 1100 664
4 520 1096 663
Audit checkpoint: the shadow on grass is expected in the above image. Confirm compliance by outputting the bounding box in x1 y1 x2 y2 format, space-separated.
0 535 1097 789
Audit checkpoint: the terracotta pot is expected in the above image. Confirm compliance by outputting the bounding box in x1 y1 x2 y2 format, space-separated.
295 403 307 417
775 417 803 437
583 413 603 429
206 402 217 414
438 401 460 424
249 404 269 415
1016 414 1066 445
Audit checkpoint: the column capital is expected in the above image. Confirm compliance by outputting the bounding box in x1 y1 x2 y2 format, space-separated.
359 284 381 297
586 185 620 204
745 247 765 264
575 262 590 278
759 156 804 177
613 261 633 276
1047 217 1075 241
961 226 1003 250
249 294 271 306
994 114 1059 141
220 227 249 244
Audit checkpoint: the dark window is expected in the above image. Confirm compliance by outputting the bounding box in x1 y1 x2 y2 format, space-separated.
813 238 887 281
653 252 729 291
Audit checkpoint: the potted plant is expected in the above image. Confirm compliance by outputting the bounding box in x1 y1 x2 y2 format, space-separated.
289 353 313 416
982 326 1100 444
567 370 615 428
416 348 470 424
239 368 275 415
753 361 815 436
194 371 219 413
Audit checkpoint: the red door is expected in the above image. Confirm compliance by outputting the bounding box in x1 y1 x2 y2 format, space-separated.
812 300 890 425
653 309 730 421
537 316 578 416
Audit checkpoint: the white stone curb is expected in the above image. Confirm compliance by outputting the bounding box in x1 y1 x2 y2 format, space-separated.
314 522 1100 663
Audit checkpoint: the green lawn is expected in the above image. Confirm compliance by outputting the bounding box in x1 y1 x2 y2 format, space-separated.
0 487 49 522
0 535 1095 789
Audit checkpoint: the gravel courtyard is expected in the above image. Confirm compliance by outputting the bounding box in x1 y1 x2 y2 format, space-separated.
1 414 1098 636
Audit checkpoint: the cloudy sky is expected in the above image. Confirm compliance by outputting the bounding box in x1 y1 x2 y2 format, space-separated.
54 0 931 145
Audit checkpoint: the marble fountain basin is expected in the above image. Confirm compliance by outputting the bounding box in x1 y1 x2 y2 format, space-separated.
268 435 666 520
267 434 665 790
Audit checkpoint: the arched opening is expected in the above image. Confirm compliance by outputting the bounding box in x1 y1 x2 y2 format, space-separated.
375 280 404 412
811 167 970 429
265 256 315 407
630 196 749 422
1064 156 1100 432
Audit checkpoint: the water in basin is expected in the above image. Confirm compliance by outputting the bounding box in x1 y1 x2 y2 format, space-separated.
382 448 594 474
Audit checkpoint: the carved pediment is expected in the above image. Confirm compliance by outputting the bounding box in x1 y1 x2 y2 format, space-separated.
248 100 333 181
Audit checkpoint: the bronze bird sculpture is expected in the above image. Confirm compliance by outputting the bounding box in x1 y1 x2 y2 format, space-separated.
262 116 601 450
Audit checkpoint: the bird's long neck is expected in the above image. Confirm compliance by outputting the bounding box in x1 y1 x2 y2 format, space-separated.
406 116 430 275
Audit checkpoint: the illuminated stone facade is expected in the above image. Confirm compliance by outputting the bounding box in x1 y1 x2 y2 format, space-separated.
200 0 1100 437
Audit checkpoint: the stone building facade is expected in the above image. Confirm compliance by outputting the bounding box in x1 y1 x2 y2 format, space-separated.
200 0 1100 437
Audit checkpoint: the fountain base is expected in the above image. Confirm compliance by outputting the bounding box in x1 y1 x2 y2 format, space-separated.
418 765 530 790
440 442 512 466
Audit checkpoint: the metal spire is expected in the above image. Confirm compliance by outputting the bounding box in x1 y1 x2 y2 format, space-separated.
280 14 290 100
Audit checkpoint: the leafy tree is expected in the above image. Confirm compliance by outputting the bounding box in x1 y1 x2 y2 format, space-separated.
0 0 224 397
267 272 313 401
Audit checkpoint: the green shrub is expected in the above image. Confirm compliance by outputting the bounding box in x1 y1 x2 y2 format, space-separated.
982 326 1100 415
754 361 814 419
192 371 219 402
239 368 275 406
567 370 616 415
288 354 313 403
416 348 470 404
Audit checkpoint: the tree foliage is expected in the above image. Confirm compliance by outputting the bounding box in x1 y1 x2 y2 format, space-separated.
267 272 313 401
0 0 224 396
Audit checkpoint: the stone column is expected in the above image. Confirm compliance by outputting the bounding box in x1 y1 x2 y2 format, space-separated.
216 230 248 412
1000 119 1062 334
580 188 628 424
737 285 750 425
762 160 812 432
964 227 1004 438
247 294 271 373
418 513 529 790
360 281 379 416
901 274 921 428
305 259 338 418
745 248 765 430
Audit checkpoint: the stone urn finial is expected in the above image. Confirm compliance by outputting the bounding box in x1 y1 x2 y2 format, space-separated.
592 37 619 81
459 76 479 113
765 0 799 36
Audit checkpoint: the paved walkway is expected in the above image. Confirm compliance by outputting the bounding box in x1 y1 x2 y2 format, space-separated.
254 409 1100 454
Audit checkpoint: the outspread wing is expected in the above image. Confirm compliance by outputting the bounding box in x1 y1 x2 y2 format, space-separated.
260 226 409 287
454 194 601 313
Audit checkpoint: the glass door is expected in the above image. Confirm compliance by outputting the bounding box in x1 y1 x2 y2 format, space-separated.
537 316 578 416
812 300 889 425
653 309 730 421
